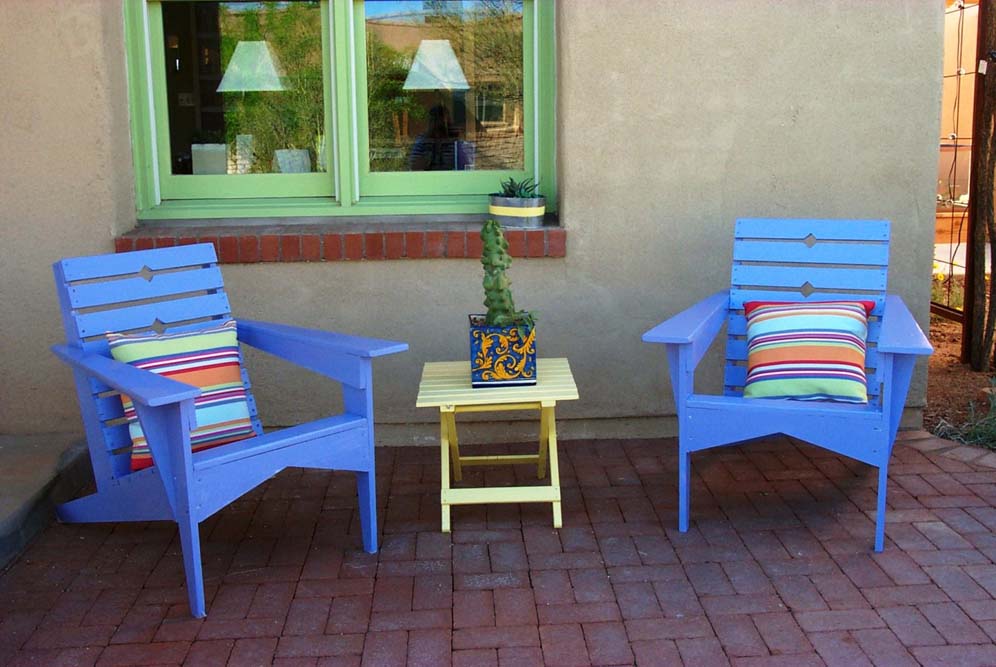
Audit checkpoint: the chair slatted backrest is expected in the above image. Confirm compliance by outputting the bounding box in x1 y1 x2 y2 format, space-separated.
54 244 263 480
724 219 891 404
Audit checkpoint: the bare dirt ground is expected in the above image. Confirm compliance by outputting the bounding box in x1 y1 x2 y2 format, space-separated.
924 316 994 431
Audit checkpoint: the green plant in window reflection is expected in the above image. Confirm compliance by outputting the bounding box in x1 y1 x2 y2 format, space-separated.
218 2 325 173
366 32 425 171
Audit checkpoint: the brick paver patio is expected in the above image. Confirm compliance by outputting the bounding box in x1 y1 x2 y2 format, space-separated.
4 431 996 666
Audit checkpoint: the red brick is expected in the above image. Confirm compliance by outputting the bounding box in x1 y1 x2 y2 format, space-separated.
369 609 451 631
405 231 425 258
114 237 134 253
284 598 330 636
583 621 633 666
494 589 536 627
25 624 115 649
385 232 405 260
155 237 176 248
454 590 494 628
531 570 573 605
497 646 544 666
407 628 451 667
364 233 385 260
525 231 544 258
536 602 620 626
301 235 321 261
631 639 681 666
184 639 235 666
452 626 539 650
425 231 445 258
489 542 528 572
134 237 154 251
878 605 946 647
281 235 302 262
260 235 280 262
919 601 989 643
447 231 466 258
230 637 278 665
466 230 483 259
343 234 364 260
275 634 365 658
795 609 886 632
239 235 260 263
624 617 713 641
373 576 413 612
453 648 497 667
850 628 917 666
569 569 614 603
219 236 238 263
197 617 284 640
538 624 587 666
322 233 343 261
247 582 295 619
178 236 198 246
413 573 452 611
710 614 767 658
546 228 566 257
505 230 526 257
752 612 812 655
359 630 406 667
93 641 191 666
612 582 661 620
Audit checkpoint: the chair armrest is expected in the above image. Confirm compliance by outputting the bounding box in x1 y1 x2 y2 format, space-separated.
878 295 932 355
642 290 729 345
52 344 201 407
237 320 408 358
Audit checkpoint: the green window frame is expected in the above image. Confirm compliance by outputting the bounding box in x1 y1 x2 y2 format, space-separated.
124 0 557 220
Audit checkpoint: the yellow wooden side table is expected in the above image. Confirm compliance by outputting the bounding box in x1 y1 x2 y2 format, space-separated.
416 358 579 532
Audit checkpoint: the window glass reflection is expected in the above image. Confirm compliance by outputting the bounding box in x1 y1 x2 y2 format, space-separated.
365 0 524 172
162 1 325 175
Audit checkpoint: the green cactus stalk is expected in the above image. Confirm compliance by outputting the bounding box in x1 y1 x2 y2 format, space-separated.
481 219 533 328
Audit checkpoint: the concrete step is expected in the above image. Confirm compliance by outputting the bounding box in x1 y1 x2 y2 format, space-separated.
0 434 90 570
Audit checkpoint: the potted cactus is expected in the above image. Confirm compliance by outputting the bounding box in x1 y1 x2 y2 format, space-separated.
488 177 546 228
469 219 537 387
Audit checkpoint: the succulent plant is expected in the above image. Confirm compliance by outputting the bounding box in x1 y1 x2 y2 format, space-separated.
480 219 535 328
497 177 541 199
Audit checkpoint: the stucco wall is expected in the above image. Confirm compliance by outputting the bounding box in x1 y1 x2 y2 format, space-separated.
0 1 942 443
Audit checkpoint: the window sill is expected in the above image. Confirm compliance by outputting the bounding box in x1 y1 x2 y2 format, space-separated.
115 219 566 263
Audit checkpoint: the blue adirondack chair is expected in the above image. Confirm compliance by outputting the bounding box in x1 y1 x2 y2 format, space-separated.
52 244 407 616
642 219 932 551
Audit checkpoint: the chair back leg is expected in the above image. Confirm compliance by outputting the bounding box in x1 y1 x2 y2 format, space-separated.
678 447 691 532
177 516 207 617
875 464 889 552
357 470 378 554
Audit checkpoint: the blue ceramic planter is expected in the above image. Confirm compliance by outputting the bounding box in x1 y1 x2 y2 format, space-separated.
469 315 537 388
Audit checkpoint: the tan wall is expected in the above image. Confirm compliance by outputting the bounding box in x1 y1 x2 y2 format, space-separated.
0 1 942 443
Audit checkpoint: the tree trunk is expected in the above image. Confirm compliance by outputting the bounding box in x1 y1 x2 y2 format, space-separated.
967 0 996 369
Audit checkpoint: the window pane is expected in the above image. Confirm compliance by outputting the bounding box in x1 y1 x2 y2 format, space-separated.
161 1 325 175
365 0 524 173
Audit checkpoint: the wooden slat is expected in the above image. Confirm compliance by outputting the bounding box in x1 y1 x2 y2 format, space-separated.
732 265 887 291
735 218 890 241
74 293 232 338
733 240 889 266
67 267 225 308
59 244 217 281
416 358 579 408
728 290 886 310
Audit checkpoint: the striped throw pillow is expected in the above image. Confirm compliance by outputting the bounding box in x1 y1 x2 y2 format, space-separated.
742 301 875 403
107 319 256 471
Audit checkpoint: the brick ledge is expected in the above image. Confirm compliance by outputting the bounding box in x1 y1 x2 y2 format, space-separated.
115 226 566 263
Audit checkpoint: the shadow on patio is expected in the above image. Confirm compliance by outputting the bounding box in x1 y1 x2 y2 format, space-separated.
3 432 996 666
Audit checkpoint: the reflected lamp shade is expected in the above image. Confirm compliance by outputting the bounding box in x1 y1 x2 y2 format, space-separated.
217 41 286 92
403 40 470 91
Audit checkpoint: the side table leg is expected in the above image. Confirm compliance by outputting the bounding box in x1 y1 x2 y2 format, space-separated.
440 411 451 533
444 410 463 482
537 406 550 480
542 403 562 528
